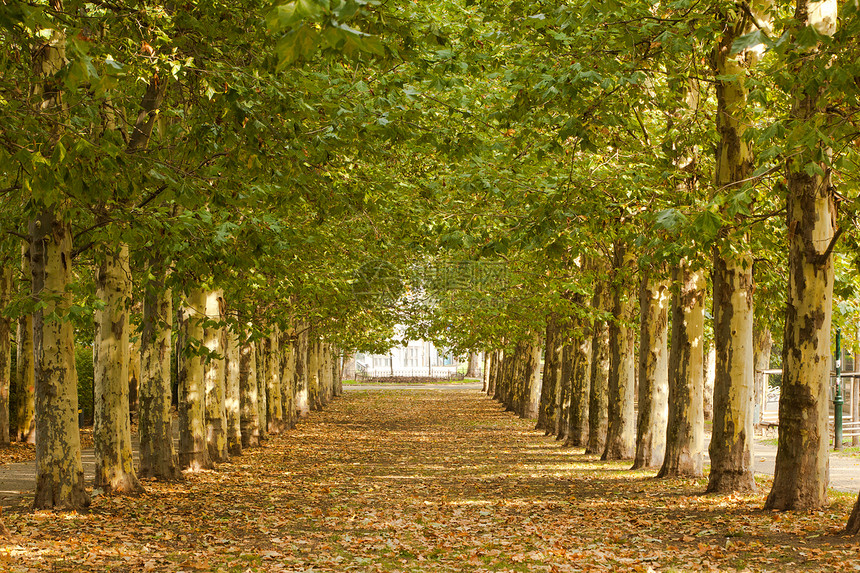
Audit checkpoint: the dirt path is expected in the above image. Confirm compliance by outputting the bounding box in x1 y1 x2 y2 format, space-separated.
2 390 859 571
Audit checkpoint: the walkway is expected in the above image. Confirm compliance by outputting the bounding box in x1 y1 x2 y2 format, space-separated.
3 388 858 571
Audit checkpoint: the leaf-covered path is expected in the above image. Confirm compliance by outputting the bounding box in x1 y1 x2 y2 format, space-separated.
3 389 860 572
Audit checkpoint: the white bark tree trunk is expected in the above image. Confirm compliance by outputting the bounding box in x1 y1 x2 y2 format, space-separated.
178 288 212 471
658 262 706 478
139 266 178 480
204 290 229 462
14 241 35 444
31 211 89 509
632 271 670 470
93 243 143 494
768 0 837 513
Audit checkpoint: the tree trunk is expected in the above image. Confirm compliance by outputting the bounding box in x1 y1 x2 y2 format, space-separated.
294 326 310 417
707 249 756 493
308 337 322 411
566 324 592 448
239 334 260 447
753 329 773 426
767 0 836 513
603 244 636 461
178 288 212 471
280 329 297 430
266 326 283 434
0 266 12 444
204 290 229 462
30 210 90 510
703 340 716 422
138 266 179 480
14 241 35 444
465 352 480 378
555 343 572 441
486 350 498 398
585 281 610 455
658 262 706 478
632 271 670 470
524 338 542 419
93 244 143 494
256 340 268 441
224 326 242 456
128 336 140 419
536 316 560 432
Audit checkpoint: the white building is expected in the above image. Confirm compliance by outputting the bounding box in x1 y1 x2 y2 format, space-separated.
355 339 459 378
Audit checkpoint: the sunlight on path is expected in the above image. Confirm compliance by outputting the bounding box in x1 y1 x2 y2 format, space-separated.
3 390 858 572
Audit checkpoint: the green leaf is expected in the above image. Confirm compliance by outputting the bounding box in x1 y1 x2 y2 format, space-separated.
276 25 320 68
730 30 767 55
267 0 327 33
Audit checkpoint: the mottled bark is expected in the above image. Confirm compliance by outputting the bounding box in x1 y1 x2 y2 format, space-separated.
536 316 560 432
0 266 12 444
239 335 260 447
308 337 322 411
224 327 242 456
266 326 283 434
178 288 212 471
708 250 756 493
256 340 268 441
30 210 89 510
138 267 179 480
14 242 35 444
566 325 592 448
603 244 636 461
294 326 309 417
524 338 542 420
466 352 481 379
586 281 610 455
93 244 143 494
280 330 297 430
204 290 229 462
767 0 836 513
632 272 669 470
658 262 706 478
703 341 716 422
555 343 572 441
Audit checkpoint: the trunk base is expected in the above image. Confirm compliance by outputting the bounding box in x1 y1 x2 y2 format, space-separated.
34 471 90 511
706 470 756 494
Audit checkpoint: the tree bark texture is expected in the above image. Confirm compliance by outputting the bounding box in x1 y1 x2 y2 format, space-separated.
524 338 542 420
256 341 268 441
0 266 12 444
708 250 756 493
658 262 706 478
586 281 610 455
14 242 35 444
178 288 212 471
602 244 636 461
204 290 229 462
767 0 836 512
138 267 179 480
294 326 309 417
93 244 143 494
240 334 260 448
536 316 560 433
555 343 572 442
566 324 592 448
266 326 284 434
224 326 242 455
280 330 297 430
30 211 90 510
632 271 669 470
466 352 481 379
